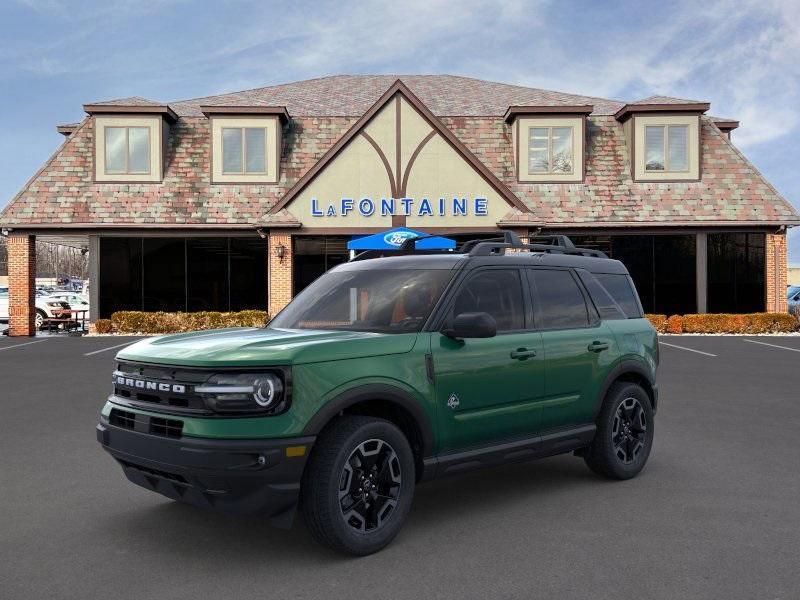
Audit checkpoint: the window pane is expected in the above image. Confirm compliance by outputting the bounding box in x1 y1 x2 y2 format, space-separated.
531 270 589 329
187 238 229 311
708 233 765 313
528 128 549 173
230 238 268 311
654 235 695 314
142 238 186 312
577 271 626 320
99 237 142 317
645 126 665 171
244 128 266 173
529 149 548 173
551 127 573 173
222 128 243 173
451 270 524 332
594 273 642 318
127 127 150 173
667 125 688 171
104 127 127 173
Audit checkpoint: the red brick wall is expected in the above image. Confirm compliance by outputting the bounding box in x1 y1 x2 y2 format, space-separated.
268 232 293 316
765 233 788 312
8 234 36 336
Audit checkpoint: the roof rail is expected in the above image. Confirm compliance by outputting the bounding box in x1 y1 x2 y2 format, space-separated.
467 230 608 258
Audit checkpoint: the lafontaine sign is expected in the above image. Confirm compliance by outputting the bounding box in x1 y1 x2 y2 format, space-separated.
310 196 489 218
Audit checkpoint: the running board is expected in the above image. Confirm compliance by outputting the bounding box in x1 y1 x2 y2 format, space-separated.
421 424 596 481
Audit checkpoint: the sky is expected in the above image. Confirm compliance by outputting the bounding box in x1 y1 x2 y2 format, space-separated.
1 0 798 259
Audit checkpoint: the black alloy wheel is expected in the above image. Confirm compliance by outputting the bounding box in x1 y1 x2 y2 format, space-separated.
612 397 647 464
338 439 402 533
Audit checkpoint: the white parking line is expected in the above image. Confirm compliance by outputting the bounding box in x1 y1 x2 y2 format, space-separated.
658 341 717 357
742 338 800 353
0 339 49 352
84 340 138 356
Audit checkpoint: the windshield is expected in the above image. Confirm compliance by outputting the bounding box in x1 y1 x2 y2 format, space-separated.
270 268 454 333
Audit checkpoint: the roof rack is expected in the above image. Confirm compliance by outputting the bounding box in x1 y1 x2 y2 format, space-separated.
466 231 608 258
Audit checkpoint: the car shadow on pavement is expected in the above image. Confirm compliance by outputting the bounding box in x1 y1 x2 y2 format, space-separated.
100 454 608 562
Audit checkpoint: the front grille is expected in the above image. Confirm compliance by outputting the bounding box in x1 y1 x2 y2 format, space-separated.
109 408 136 430
113 362 211 413
149 417 183 439
107 407 184 439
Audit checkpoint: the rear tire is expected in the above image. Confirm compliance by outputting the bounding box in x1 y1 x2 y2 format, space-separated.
301 416 415 556
584 382 654 480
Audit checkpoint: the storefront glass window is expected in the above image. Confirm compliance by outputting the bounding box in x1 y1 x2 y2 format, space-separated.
707 233 765 313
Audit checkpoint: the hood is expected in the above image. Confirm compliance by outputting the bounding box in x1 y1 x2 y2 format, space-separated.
116 327 419 367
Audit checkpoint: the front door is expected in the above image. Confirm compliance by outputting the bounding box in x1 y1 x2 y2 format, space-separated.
527 268 617 432
431 268 545 451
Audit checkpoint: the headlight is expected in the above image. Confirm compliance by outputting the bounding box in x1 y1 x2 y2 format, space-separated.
195 372 286 414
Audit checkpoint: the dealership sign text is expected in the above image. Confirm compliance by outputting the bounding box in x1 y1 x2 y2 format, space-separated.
310 196 489 218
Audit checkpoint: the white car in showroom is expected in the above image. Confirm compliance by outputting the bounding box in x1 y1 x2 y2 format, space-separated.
0 286 73 329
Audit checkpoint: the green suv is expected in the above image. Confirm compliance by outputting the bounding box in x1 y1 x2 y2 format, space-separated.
97 233 658 555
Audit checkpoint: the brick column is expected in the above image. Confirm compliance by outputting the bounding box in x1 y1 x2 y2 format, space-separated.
268 231 293 317
765 233 788 313
8 234 36 336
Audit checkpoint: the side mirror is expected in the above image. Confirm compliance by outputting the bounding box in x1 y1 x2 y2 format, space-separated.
443 312 497 339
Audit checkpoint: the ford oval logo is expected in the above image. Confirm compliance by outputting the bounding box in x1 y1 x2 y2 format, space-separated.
384 231 417 246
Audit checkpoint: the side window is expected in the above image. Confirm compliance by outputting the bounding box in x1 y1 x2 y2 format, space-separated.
577 270 626 320
450 269 525 332
530 269 590 329
595 273 643 318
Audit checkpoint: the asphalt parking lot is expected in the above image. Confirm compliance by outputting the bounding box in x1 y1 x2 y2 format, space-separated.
1 335 799 600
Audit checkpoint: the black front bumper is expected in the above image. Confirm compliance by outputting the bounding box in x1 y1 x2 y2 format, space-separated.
97 419 314 528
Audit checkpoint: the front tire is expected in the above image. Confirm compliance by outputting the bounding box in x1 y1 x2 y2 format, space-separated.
35 309 46 330
584 382 654 480
301 416 415 556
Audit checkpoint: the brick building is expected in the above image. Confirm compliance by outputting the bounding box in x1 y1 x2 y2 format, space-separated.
1 75 797 335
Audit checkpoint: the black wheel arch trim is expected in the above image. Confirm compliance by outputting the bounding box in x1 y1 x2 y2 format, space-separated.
301 383 435 458
595 360 657 418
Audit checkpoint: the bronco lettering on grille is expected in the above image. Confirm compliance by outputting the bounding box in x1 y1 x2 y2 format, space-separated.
115 376 186 394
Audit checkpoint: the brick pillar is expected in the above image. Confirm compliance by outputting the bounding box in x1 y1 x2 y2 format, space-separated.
8 234 36 336
765 233 788 313
268 231 293 317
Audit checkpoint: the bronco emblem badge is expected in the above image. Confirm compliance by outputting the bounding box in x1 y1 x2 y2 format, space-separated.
447 393 460 410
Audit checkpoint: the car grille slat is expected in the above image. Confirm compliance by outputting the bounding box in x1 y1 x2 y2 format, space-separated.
108 408 184 439
113 362 210 413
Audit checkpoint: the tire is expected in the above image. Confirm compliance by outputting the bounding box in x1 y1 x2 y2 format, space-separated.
35 309 46 330
584 382 654 480
301 415 415 556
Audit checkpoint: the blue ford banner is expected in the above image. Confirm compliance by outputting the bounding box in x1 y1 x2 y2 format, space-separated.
347 227 456 251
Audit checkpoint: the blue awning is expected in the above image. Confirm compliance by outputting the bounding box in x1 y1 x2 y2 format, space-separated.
347 227 456 251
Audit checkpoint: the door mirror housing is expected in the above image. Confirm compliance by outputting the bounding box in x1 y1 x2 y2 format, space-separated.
443 312 497 339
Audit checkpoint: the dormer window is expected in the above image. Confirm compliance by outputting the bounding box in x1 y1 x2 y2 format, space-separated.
505 106 591 184
201 106 289 184
222 127 268 174
105 126 151 174
644 124 688 172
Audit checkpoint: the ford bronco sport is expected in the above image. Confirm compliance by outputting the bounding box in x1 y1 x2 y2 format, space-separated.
97 232 658 555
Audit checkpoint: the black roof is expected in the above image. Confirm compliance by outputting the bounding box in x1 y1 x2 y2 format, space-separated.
334 251 629 275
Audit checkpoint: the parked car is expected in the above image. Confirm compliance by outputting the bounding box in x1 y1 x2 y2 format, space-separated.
0 288 71 329
46 292 90 320
97 233 658 555
788 286 800 315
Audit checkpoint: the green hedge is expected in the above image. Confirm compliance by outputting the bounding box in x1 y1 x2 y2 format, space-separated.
110 310 269 334
645 312 798 334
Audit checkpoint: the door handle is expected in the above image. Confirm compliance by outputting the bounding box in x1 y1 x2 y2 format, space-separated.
510 348 537 360
588 341 610 352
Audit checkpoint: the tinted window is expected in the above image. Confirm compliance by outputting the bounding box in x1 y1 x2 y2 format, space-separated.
595 273 642 318
271 269 454 333
531 269 589 329
450 269 524 332
577 271 625 320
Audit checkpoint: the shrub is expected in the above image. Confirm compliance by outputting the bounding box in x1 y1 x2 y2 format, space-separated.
93 319 113 334
111 310 269 334
680 312 797 334
665 315 683 334
645 314 667 333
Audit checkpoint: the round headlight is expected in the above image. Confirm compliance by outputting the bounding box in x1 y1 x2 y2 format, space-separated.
253 377 279 407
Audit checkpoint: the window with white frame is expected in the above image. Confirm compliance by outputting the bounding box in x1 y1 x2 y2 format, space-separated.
528 126 573 175
644 124 688 172
104 126 151 174
221 127 267 174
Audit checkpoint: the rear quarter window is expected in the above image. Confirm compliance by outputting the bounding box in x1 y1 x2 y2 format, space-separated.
577 270 626 320
594 273 643 318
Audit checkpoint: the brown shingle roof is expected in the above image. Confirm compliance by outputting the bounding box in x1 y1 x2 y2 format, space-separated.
87 96 164 106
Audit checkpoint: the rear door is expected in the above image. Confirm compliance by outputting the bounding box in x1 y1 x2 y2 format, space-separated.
431 267 545 451
527 268 617 432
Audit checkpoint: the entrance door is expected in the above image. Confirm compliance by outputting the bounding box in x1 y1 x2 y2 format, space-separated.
527 268 617 432
432 268 545 451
